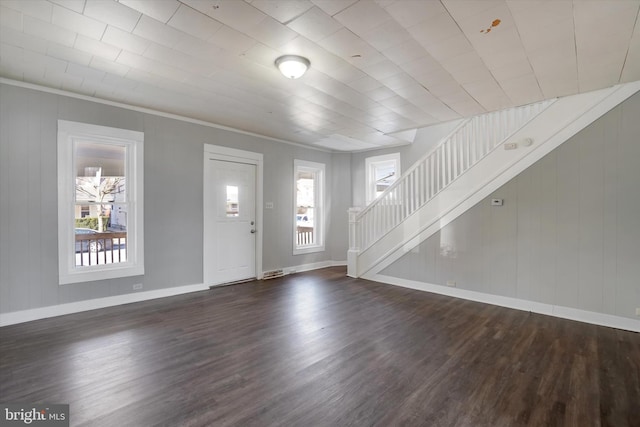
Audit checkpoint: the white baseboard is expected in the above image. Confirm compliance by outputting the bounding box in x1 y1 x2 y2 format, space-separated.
281 260 347 275
0 283 209 327
1 262 349 327
371 274 640 333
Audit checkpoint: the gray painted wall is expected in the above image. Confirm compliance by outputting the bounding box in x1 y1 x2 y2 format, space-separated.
0 83 349 314
350 118 462 207
381 92 640 321
328 152 351 261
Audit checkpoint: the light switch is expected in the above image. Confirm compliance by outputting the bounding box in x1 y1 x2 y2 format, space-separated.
265 202 274 209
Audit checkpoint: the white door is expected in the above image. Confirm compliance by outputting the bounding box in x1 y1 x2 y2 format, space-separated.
204 159 256 285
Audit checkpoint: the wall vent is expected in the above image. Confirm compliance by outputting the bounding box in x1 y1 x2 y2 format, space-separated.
262 269 284 280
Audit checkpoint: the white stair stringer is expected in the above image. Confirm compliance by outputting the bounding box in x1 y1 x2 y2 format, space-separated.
353 82 640 280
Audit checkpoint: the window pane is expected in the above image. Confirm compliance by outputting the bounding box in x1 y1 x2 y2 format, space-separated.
296 170 315 246
75 141 126 203
74 204 127 267
74 141 127 267
365 153 400 204
226 185 239 217
374 161 396 198
293 160 324 254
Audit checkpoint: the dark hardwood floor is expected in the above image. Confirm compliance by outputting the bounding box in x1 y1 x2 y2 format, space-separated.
1 267 639 427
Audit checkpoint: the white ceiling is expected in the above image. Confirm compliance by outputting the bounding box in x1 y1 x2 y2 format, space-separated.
1 0 639 151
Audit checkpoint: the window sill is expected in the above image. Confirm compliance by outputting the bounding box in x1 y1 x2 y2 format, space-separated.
293 245 325 256
59 264 144 285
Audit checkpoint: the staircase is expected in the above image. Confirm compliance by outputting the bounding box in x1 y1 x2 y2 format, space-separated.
348 82 640 279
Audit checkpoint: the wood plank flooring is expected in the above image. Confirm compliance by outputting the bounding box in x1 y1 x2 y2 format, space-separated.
1 267 639 426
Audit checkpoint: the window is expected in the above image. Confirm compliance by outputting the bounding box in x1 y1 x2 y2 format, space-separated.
57 120 144 284
226 185 239 217
365 153 400 205
294 160 325 254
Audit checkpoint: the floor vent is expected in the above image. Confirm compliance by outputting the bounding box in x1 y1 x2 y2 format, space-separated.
262 269 284 280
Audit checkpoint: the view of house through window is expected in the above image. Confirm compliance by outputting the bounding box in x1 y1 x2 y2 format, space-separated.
365 153 400 205
294 160 324 254
58 120 144 285
74 141 128 267
296 171 315 245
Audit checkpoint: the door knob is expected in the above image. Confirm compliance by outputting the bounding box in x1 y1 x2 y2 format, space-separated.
250 229 256 234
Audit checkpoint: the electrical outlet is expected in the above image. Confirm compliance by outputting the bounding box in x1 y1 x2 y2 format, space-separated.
133 283 143 290
446 280 456 287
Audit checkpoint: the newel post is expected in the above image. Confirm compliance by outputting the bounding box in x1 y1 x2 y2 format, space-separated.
347 207 362 278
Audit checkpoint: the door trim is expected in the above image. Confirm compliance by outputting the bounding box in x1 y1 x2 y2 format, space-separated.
204 144 263 283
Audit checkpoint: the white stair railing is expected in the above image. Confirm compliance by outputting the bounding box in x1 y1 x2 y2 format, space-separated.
350 99 556 253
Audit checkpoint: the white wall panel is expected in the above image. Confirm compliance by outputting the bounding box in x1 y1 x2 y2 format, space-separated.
453 205 484 293
483 180 518 298
515 153 558 305
554 137 580 310
382 92 640 321
26 90 43 309
515 164 535 302
535 154 558 305
615 93 640 319
38 93 61 308
5 87 31 311
577 116 605 313
601 108 619 317
328 153 351 261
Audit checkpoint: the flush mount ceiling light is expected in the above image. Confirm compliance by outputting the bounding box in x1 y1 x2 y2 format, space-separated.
275 55 310 79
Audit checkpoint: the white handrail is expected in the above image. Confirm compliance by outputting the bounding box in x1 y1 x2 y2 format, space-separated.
351 99 556 253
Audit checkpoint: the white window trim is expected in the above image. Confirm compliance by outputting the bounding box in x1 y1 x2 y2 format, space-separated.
293 159 325 255
365 152 401 205
57 120 144 285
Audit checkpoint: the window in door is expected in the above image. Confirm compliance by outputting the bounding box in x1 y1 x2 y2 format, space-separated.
226 185 239 217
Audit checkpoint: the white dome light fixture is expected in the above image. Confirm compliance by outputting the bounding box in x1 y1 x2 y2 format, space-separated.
275 55 310 79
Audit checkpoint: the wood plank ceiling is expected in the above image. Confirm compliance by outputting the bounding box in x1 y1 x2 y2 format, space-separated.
1 0 639 151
